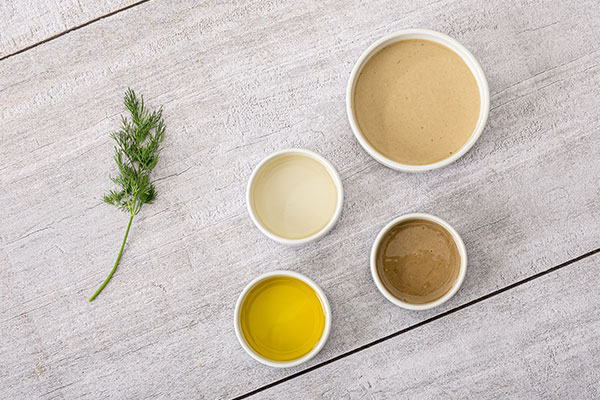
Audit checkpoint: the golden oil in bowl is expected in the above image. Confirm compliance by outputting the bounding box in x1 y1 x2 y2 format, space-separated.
238 274 327 363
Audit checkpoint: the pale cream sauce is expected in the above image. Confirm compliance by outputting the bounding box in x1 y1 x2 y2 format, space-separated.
252 154 337 239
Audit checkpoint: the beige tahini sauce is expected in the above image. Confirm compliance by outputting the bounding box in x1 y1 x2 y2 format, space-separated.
353 39 481 165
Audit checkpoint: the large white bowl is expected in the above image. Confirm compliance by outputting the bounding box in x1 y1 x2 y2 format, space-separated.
346 29 490 172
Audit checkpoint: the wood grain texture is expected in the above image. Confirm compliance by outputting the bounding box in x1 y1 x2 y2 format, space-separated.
1 0 599 398
255 254 600 399
0 0 137 58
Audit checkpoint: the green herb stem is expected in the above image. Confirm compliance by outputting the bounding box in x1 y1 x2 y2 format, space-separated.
89 213 134 302
92 89 164 302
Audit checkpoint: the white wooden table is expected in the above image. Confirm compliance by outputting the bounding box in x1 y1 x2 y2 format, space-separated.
1 1 599 398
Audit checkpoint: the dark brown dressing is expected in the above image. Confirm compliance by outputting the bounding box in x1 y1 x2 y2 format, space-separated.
376 219 460 304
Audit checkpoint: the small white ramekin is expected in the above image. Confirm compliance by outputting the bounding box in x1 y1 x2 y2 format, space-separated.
370 213 467 310
346 29 490 172
234 270 332 368
246 148 344 246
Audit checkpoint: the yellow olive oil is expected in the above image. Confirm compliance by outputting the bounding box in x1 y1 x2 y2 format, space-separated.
240 276 326 361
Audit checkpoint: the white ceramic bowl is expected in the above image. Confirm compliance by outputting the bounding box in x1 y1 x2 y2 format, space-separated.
346 29 490 172
370 213 467 310
246 148 344 246
234 270 332 368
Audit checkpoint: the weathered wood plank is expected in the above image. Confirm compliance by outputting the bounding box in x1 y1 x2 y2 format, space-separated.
254 254 600 399
1 0 599 398
0 0 136 58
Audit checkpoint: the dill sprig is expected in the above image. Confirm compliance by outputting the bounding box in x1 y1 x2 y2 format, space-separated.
89 89 165 302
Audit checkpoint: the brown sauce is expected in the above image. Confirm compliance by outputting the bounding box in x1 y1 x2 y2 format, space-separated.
375 218 460 304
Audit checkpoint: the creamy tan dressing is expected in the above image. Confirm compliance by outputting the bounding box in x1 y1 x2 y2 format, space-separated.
354 39 480 165
252 154 337 239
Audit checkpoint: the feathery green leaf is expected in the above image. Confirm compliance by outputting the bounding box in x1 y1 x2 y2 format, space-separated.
91 89 165 302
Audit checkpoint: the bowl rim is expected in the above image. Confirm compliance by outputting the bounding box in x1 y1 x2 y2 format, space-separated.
370 213 468 310
233 270 332 368
246 148 344 246
346 29 490 172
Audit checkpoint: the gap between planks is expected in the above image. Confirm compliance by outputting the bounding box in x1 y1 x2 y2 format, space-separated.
0 0 152 62
233 247 600 400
